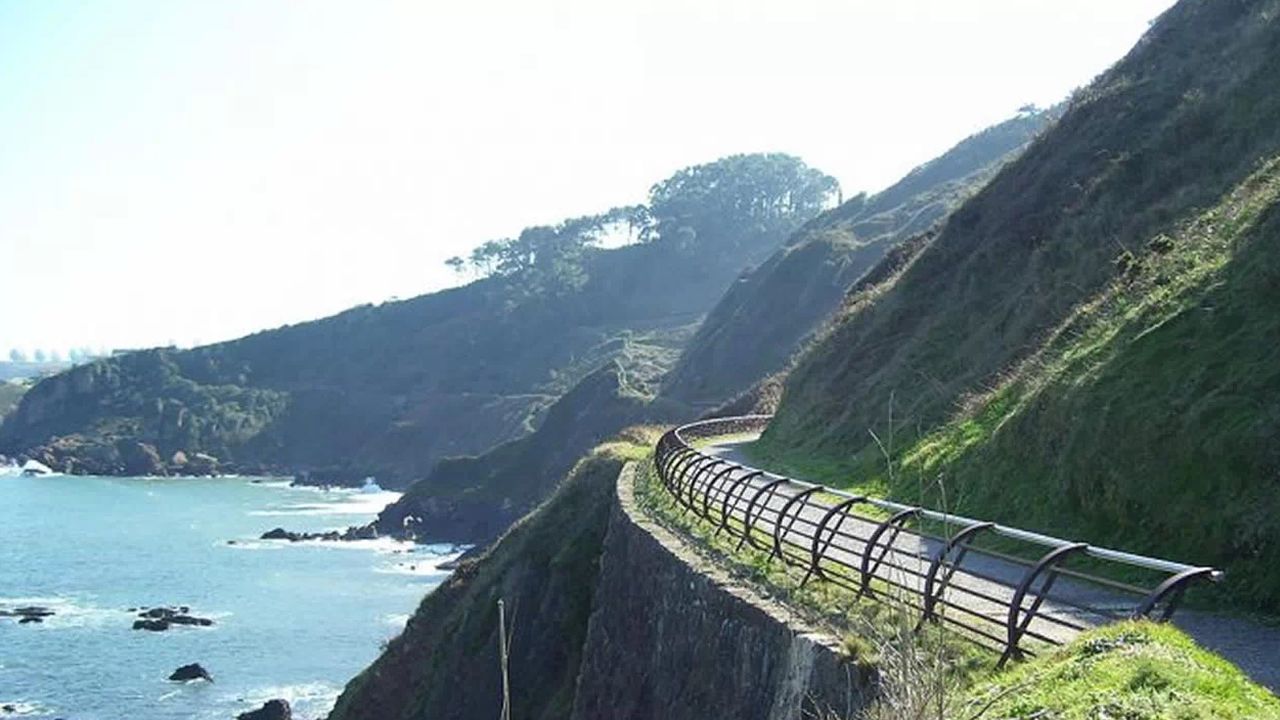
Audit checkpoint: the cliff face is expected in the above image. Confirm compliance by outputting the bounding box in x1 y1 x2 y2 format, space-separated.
570 464 868 720
328 451 866 720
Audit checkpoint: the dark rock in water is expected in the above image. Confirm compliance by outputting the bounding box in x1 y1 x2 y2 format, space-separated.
169 663 213 682
1 606 56 623
132 606 214 631
168 615 214 627
259 520 353 538
236 698 291 720
2 704 16 713
261 527 295 541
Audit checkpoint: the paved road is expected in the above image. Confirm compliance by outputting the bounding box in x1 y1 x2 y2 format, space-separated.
694 437 1280 693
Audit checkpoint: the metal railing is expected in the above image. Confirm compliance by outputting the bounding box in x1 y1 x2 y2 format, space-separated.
654 415 1222 665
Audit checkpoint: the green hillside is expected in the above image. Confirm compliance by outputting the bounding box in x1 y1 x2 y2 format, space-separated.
764 0 1280 612
660 109 1056 407
0 154 834 486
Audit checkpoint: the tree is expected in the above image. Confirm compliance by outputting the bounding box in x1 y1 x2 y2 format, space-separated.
646 153 839 254
33 349 47 363
446 205 647 298
444 256 466 275
8 349 27 363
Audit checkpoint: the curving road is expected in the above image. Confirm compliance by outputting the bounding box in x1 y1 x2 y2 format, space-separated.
699 435 1280 694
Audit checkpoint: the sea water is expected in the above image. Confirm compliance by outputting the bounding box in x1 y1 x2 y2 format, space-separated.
0 473 459 719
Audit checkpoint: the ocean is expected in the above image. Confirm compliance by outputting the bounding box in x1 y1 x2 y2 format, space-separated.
0 472 459 719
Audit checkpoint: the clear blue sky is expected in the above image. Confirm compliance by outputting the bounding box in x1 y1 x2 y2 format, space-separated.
0 0 1177 357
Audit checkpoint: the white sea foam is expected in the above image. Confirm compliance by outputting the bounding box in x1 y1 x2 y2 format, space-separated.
0 701 51 717
383 612 411 628
0 595 120 630
247 491 402 518
226 681 342 719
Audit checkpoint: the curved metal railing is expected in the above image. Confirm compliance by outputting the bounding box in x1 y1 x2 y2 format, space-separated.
654 415 1222 664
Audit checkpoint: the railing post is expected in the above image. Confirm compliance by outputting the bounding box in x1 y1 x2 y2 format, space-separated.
701 465 739 521
685 459 727 513
919 521 995 627
859 507 921 598
736 477 790 552
669 451 705 503
772 486 824 563
802 496 866 586
1134 567 1218 622
998 542 1088 667
717 470 764 538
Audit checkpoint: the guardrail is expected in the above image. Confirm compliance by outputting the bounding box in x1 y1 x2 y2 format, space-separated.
654 415 1222 664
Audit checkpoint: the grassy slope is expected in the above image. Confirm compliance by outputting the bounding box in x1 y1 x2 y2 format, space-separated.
964 622 1280 719
0 382 27 423
660 110 1055 407
373 357 686 543
327 441 645 720
763 0 1280 612
0 206 769 483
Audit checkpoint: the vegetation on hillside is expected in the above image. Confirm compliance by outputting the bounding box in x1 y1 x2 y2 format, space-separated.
959 622 1280 719
661 109 1056 406
327 441 648 720
0 153 834 485
764 0 1280 612
373 356 686 543
0 381 27 423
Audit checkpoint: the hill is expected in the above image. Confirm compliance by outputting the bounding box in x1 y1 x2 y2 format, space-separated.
660 108 1057 407
0 154 835 486
763 0 1280 613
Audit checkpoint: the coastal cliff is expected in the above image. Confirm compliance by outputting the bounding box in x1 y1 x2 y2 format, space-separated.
327 446 865 720
570 463 867 720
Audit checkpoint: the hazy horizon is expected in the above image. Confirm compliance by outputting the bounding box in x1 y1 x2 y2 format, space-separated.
1 0 1176 357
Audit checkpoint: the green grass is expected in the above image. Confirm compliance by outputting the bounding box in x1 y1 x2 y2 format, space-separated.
961 622 1280 719
637 441 1280 718
632 450 992 684
760 157 1280 614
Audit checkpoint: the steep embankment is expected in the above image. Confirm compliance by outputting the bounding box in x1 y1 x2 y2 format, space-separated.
329 443 869 720
766 0 1280 612
328 448 628 720
0 155 832 485
661 109 1056 407
373 359 685 543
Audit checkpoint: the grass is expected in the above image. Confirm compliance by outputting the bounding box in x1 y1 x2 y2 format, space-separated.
764 1 1280 615
632 449 992 687
639 438 1280 718
760 157 1280 614
961 622 1280 719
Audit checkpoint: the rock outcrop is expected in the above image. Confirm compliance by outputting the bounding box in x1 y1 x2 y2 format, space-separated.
168 663 213 682
237 699 291 720
570 464 868 720
133 607 214 631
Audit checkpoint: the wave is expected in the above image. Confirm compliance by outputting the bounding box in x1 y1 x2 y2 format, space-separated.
0 701 53 718
223 681 343 719
0 595 121 630
247 491 402 518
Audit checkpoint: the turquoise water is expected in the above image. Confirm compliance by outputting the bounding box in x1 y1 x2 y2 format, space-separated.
0 473 457 719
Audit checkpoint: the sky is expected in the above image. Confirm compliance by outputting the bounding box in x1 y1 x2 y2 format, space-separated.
0 0 1178 357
